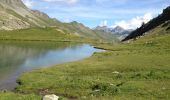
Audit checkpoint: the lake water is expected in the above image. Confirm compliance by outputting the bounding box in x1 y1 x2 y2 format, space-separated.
0 42 103 90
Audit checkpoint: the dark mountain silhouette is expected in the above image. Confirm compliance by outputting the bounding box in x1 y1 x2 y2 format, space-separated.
122 6 170 41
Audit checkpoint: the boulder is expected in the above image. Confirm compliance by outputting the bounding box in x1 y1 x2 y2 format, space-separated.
43 94 59 100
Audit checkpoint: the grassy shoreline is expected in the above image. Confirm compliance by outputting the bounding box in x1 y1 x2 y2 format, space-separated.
0 29 170 99
0 28 115 44
14 34 170 99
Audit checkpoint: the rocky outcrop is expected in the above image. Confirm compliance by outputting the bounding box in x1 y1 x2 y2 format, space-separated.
0 0 59 30
0 19 30 30
0 0 26 7
0 6 30 30
31 10 50 19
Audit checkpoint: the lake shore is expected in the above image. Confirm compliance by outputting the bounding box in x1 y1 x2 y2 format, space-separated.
0 28 169 100
10 34 170 99
0 42 104 91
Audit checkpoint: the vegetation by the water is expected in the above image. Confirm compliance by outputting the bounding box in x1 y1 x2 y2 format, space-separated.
0 1 169 99
0 24 169 100
0 28 100 43
0 27 117 44
10 32 169 100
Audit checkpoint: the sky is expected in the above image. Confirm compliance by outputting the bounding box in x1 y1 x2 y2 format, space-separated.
22 0 170 29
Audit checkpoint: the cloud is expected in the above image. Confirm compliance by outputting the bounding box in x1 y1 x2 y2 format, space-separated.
21 0 168 28
112 13 153 29
43 0 78 5
63 19 72 23
22 0 34 8
100 20 108 26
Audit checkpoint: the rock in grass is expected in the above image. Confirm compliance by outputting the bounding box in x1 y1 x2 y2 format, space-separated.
112 71 120 74
43 94 59 100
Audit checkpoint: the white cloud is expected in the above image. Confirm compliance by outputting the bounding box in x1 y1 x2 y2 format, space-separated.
22 0 34 8
43 0 78 5
100 20 108 26
63 19 72 23
112 13 153 29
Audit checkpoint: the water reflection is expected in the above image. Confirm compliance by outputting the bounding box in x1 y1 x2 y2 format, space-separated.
0 41 103 90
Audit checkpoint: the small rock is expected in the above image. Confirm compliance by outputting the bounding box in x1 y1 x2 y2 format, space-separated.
162 87 166 90
110 83 114 86
94 89 100 92
43 94 59 100
112 71 120 74
82 96 87 99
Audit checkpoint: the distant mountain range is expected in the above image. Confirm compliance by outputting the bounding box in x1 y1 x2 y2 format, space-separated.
95 26 132 35
122 6 170 41
0 0 117 42
94 25 133 40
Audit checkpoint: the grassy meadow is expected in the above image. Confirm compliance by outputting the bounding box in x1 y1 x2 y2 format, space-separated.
0 28 169 100
0 92 41 100
13 33 170 99
0 28 99 43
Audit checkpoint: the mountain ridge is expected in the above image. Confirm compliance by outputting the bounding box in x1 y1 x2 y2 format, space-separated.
0 0 60 29
0 0 116 42
95 25 132 35
122 6 170 41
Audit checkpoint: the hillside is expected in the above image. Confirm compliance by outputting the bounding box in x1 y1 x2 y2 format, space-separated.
0 0 60 30
57 21 117 42
0 22 170 100
0 1 170 99
0 0 116 42
122 6 170 41
9 25 170 100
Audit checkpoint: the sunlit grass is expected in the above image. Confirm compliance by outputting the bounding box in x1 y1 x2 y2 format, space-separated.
0 27 99 43
0 92 41 100
15 33 170 99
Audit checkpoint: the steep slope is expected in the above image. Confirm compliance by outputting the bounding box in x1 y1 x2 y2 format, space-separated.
0 0 60 30
58 21 117 42
122 6 170 41
0 0 117 42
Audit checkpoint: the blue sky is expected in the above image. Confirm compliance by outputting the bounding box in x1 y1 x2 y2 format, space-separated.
22 0 170 29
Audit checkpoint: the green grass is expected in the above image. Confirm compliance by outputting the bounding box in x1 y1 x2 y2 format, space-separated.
0 27 169 99
13 32 170 99
0 92 41 100
0 27 99 43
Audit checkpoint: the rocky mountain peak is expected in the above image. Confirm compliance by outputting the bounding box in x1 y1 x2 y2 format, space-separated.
114 26 124 30
0 0 25 6
95 26 107 30
0 0 60 30
112 26 125 33
94 25 132 35
31 10 50 19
